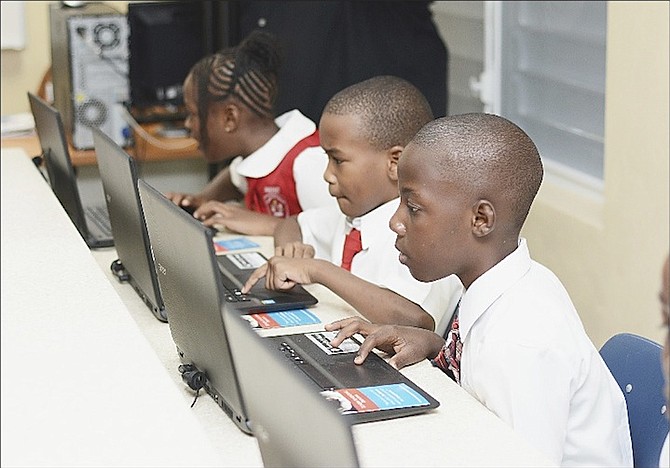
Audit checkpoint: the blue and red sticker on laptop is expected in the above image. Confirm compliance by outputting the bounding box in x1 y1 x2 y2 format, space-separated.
305 331 432 413
242 309 321 330
213 237 260 254
322 384 431 414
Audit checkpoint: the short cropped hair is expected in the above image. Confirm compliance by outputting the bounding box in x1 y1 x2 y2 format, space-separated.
323 75 434 151
413 113 544 231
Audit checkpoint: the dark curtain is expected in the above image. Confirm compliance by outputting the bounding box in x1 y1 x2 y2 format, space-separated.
230 1 449 121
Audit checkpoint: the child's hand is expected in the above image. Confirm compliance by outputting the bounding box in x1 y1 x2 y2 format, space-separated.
194 201 280 236
241 263 268 294
165 192 205 213
274 241 315 259
325 318 445 370
242 256 318 293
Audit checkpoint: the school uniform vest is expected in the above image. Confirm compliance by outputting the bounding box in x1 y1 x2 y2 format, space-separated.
244 130 320 218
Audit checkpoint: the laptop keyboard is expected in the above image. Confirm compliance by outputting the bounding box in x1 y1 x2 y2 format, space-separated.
85 205 113 237
217 270 252 303
223 286 252 303
278 340 335 389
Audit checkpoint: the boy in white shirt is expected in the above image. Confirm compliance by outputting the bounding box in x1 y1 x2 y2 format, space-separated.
326 113 634 467
243 75 462 330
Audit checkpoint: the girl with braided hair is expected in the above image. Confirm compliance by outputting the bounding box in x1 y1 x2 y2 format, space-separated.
166 30 335 235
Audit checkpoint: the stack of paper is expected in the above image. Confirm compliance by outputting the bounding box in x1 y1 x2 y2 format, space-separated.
1 112 35 138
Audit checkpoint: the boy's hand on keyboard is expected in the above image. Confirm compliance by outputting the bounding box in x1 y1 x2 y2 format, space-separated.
325 317 445 370
274 241 315 259
242 257 328 293
193 201 280 236
241 263 268 294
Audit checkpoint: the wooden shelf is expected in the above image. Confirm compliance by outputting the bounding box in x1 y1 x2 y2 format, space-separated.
1 123 203 166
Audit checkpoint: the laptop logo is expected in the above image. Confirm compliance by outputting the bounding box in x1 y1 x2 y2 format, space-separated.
255 423 270 443
157 262 167 276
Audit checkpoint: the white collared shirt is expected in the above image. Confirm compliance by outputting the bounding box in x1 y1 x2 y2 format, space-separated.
229 110 336 211
298 199 462 326
457 238 633 467
661 434 669 468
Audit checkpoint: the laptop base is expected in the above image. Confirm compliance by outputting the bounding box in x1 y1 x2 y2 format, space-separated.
110 259 168 322
266 332 440 425
176 348 253 435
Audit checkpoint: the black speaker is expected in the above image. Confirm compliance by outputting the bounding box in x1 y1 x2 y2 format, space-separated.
50 3 130 150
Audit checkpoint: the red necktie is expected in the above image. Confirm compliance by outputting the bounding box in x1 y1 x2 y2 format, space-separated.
340 228 362 271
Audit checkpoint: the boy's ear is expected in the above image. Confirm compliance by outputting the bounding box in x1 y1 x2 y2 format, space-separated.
387 145 404 181
471 200 495 237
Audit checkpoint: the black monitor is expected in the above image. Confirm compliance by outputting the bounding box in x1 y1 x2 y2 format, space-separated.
127 2 217 121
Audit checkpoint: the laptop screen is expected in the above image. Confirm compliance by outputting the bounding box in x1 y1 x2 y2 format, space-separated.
222 303 360 468
138 178 250 433
28 92 87 233
92 127 165 321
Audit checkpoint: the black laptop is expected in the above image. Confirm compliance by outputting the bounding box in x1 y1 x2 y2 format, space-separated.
139 178 440 428
28 92 113 249
215 250 318 312
138 182 317 313
140 178 253 434
223 299 360 467
92 127 167 322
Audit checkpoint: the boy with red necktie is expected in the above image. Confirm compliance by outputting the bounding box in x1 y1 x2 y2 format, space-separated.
243 76 462 330
326 113 633 467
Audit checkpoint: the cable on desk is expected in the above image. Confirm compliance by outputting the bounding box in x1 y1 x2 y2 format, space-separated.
32 153 44 168
110 259 130 282
190 389 201 408
178 364 206 408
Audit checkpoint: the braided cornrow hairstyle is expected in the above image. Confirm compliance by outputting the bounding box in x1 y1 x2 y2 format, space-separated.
191 29 282 149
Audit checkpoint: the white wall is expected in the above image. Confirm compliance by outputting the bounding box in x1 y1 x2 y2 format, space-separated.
432 1 669 347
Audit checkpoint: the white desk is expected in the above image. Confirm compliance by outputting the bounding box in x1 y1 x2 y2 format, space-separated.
1 146 555 467
1 148 220 467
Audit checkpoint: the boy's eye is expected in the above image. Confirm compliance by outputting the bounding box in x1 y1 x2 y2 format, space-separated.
407 203 420 215
329 156 343 165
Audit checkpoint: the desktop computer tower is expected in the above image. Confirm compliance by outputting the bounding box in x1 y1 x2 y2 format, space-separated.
50 3 129 150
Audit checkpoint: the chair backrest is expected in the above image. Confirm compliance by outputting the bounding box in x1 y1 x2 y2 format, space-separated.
600 333 669 468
